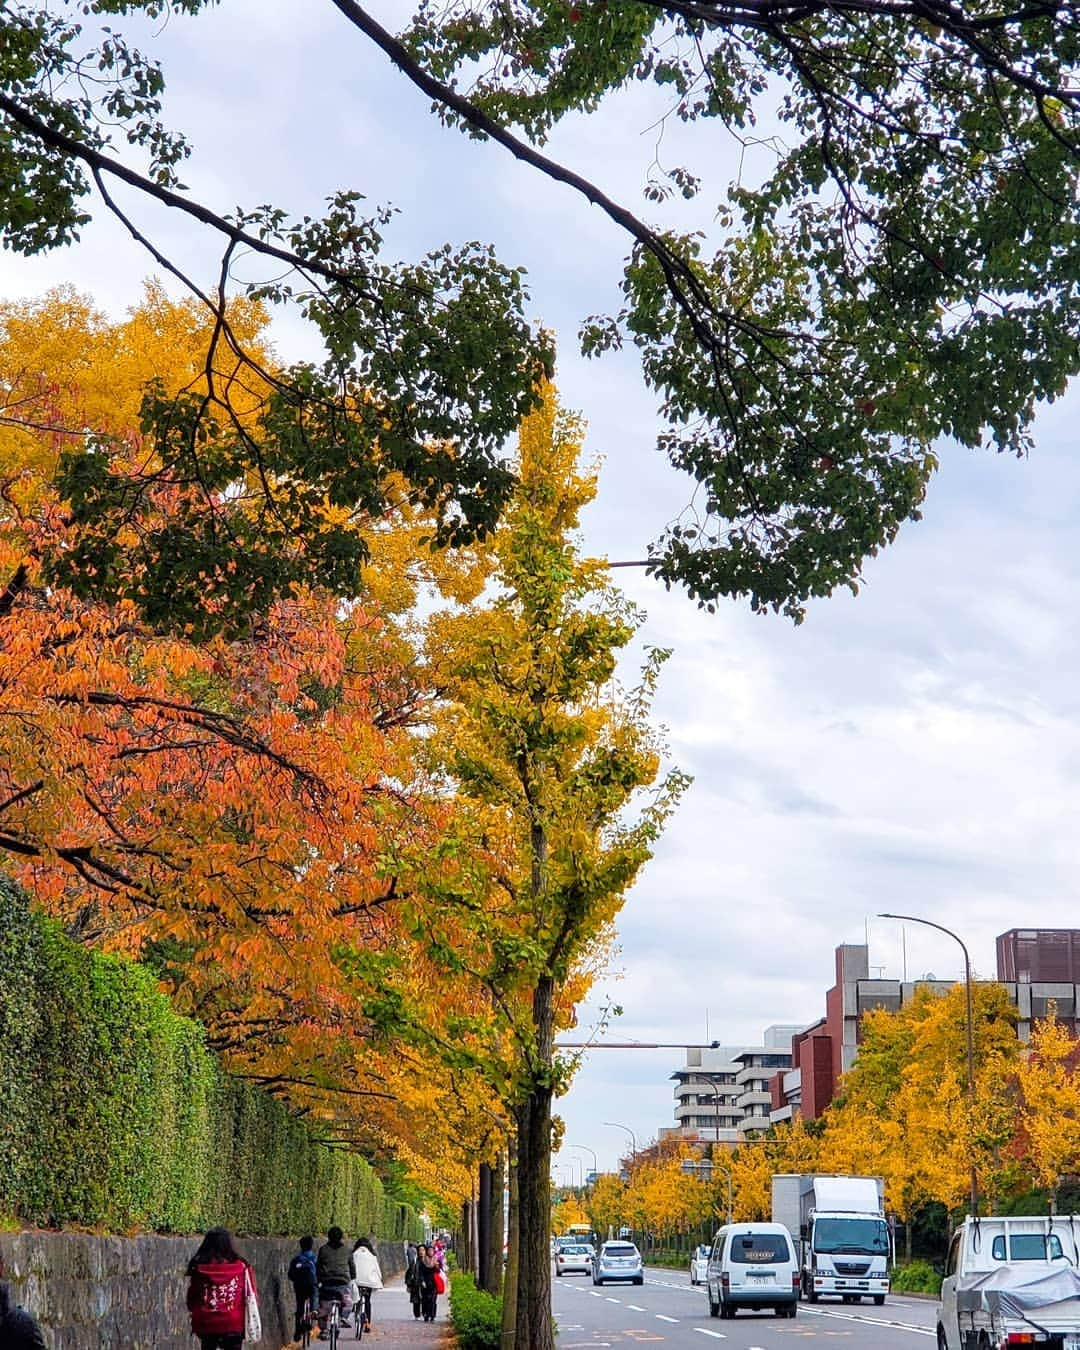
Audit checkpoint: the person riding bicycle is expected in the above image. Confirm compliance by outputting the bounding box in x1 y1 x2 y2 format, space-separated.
316 1227 355 1332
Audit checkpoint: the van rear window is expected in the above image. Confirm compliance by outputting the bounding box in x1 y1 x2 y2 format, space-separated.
730 1234 790 1264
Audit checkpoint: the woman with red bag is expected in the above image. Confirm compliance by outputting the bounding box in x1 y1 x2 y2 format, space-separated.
417 1244 443 1322
186 1228 259 1348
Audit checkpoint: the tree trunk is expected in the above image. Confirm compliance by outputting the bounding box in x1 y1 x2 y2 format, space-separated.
487 1150 506 1298
478 1162 493 1290
904 1215 912 1263
512 972 556 1349
501 1135 520 1350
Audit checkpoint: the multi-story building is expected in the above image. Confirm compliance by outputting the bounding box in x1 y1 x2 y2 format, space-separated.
768 930 1080 1125
666 1026 801 1145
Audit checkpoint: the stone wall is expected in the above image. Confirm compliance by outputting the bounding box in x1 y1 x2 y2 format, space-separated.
0 1232 405 1349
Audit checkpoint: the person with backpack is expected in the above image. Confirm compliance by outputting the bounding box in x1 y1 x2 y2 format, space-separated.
349 1237 382 1334
0 1279 45 1350
186 1228 258 1350
287 1235 318 1342
316 1226 355 1331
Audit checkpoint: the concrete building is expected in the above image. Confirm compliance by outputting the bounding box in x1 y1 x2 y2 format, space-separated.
667 1025 802 1145
768 931 1080 1125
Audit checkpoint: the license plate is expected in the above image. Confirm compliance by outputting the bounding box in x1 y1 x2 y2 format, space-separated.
747 1274 775 1285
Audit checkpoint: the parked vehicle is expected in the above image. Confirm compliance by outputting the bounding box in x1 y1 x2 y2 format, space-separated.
690 1244 710 1286
772 1174 890 1305
555 1244 594 1277
593 1241 644 1286
705 1222 799 1319
937 1214 1080 1350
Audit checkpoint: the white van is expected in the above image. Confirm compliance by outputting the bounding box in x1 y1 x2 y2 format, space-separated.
706 1222 799 1319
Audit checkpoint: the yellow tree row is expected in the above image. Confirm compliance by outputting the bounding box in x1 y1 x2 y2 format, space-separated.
581 989 1080 1249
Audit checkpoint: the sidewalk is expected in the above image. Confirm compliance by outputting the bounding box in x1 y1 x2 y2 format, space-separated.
303 1282 452 1347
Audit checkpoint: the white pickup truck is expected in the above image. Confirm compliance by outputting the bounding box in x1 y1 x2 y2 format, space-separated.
937 1215 1080 1350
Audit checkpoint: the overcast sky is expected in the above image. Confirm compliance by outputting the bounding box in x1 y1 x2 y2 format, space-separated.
10 0 1080 1179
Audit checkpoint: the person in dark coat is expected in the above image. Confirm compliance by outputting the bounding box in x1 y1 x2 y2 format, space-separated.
316 1226 355 1330
0 1282 45 1350
287 1235 318 1342
404 1242 421 1320
417 1244 440 1323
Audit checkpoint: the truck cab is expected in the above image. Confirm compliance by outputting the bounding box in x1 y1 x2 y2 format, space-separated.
772 1174 890 1306
937 1215 1080 1350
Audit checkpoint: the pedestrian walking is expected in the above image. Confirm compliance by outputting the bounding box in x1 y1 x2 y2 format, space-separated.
417 1243 442 1323
316 1226 355 1330
287 1235 318 1343
404 1242 421 1321
0 1278 45 1350
349 1238 382 1334
186 1227 259 1350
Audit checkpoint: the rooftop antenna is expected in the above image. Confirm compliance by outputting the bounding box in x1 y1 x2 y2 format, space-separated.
705 1007 710 1043
902 924 908 983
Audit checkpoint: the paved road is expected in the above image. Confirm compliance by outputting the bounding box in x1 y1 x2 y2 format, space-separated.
552 1265 938 1349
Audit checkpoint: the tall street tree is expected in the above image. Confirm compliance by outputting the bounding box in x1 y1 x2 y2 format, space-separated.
414 384 685 1348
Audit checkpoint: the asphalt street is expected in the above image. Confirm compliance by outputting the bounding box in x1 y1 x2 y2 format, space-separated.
552 1265 938 1350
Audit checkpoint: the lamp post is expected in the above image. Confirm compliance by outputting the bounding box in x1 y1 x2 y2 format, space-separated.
570 1144 598 1183
603 1121 638 1167
879 912 978 1216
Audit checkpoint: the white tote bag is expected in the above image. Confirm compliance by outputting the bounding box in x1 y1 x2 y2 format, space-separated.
244 1266 263 1343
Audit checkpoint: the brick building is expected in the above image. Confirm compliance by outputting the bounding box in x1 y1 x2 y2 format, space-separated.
767 930 1080 1125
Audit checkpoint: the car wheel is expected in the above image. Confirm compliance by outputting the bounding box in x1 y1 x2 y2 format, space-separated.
721 1299 735 1320
874 1296 886 1306
556 1270 562 1277
805 1281 818 1304
789 1304 798 1319
937 1326 949 1350
708 1297 720 1319
634 1277 643 1286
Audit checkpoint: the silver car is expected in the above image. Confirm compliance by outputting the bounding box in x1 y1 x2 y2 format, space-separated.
555 1243 593 1277
593 1240 644 1286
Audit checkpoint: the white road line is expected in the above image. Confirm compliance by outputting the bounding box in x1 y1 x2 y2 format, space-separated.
656 1314 679 1323
626 1304 646 1312
693 1330 726 1340
800 1307 935 1336
605 1297 620 1303
589 1290 604 1297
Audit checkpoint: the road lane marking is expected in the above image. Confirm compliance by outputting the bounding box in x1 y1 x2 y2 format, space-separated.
605 1297 621 1303
800 1307 935 1336
626 1305 646 1312
693 1330 726 1340
655 1314 679 1323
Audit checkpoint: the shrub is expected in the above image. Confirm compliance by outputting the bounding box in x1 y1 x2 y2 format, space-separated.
0 876 422 1239
450 1271 502 1349
891 1259 942 1295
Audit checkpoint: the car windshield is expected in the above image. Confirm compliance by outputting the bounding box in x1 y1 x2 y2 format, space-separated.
561 1246 590 1255
730 1234 791 1264
604 1245 637 1257
813 1217 889 1255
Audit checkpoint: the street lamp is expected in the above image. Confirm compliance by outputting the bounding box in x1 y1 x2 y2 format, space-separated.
879 912 978 1216
602 1121 638 1166
569 1143 598 1181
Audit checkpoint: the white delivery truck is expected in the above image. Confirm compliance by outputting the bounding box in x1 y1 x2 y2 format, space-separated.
937 1214 1080 1350
772 1173 890 1305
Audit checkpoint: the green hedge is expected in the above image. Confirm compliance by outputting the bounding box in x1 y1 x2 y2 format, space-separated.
0 877 421 1239
449 1272 502 1349
890 1260 942 1295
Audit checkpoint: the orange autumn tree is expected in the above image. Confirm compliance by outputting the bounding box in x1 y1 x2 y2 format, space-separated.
0 287 460 1124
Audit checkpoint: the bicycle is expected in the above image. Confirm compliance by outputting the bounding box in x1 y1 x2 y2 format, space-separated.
299 1298 314 1350
324 1299 341 1350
